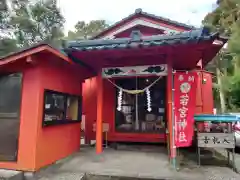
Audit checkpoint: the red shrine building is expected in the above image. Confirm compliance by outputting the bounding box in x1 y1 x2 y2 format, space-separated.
0 9 227 171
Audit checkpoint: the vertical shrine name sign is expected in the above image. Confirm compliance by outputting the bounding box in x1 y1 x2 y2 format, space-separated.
174 72 198 147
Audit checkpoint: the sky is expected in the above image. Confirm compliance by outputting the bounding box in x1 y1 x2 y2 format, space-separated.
58 0 217 33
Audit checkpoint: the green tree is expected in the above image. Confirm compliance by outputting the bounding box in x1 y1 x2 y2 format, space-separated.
203 0 240 112
10 0 65 48
0 38 18 58
204 0 240 72
0 1 9 30
228 23 240 71
206 50 233 112
0 1 18 58
226 71 240 111
66 20 109 40
203 0 240 36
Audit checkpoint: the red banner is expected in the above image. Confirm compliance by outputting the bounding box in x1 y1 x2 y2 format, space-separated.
174 72 198 147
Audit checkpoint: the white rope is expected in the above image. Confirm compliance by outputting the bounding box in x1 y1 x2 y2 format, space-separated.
106 75 163 95
108 76 162 112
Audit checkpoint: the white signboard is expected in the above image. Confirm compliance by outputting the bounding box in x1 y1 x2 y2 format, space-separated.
197 133 235 148
102 64 167 78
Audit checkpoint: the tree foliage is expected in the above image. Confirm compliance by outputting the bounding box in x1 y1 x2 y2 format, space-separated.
226 71 240 110
203 0 240 36
66 20 109 40
0 1 109 57
203 0 240 111
0 38 18 57
0 1 18 57
10 0 65 47
0 0 65 58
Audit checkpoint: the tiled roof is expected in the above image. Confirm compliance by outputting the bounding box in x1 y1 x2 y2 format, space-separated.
133 8 196 29
92 8 196 39
0 43 67 60
64 27 222 52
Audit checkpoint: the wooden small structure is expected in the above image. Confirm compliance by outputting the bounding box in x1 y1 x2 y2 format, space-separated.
0 9 227 171
0 45 91 171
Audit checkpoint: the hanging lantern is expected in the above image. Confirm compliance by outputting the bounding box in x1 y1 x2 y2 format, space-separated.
146 88 152 112
117 89 123 111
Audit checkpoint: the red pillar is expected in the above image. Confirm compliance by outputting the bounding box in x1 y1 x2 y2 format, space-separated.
96 72 103 154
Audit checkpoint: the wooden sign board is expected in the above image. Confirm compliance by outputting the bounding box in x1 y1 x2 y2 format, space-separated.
102 64 167 78
93 123 109 132
197 133 235 148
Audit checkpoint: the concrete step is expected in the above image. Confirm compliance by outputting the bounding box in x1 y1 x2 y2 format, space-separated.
85 174 165 180
33 172 85 180
0 169 23 180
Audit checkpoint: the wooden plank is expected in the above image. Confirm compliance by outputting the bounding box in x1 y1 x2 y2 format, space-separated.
93 123 109 132
197 133 235 148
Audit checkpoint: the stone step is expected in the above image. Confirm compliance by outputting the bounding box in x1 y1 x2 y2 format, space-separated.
85 174 165 180
114 144 167 153
0 169 23 180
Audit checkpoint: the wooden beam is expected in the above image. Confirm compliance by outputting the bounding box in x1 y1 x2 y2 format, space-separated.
67 53 97 74
96 71 104 154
